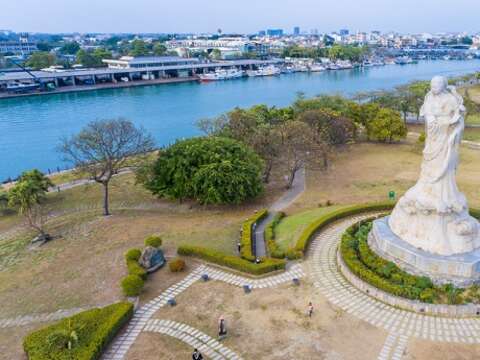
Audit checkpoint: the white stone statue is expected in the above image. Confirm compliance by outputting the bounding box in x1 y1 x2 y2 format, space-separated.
389 75 480 256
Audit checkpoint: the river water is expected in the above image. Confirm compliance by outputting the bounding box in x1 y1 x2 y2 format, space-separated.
1 60 479 181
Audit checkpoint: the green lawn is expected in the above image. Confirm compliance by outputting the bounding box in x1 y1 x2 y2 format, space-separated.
275 205 342 252
466 114 480 126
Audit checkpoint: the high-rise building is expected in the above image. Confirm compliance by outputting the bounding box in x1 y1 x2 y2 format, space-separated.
266 29 283 37
258 30 266 36
293 27 300 36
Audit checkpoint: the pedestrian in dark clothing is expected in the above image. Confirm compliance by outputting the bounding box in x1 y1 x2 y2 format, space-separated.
192 348 203 360
218 316 227 340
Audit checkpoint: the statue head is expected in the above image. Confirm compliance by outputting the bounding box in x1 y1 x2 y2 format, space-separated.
430 76 448 95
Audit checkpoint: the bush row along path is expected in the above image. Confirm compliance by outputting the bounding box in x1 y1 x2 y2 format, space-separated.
309 214 480 360
254 167 306 257
101 263 305 360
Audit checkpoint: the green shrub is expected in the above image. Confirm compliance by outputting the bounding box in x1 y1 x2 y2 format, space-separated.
295 202 395 256
265 212 286 259
240 209 268 262
178 245 286 275
46 329 78 351
127 259 147 280
121 275 144 297
23 302 133 360
169 258 186 272
125 248 141 262
419 288 436 303
285 248 302 260
144 235 162 248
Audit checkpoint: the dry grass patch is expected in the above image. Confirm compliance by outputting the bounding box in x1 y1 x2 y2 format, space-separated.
126 280 386 360
288 141 480 214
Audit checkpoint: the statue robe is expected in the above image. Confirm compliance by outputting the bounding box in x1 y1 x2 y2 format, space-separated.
389 87 480 255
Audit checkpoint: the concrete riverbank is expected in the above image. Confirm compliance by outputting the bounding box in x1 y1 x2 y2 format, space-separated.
0 76 199 99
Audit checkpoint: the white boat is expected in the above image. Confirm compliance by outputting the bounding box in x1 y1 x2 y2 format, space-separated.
199 69 244 82
6 82 40 93
394 56 414 65
246 65 281 77
336 60 354 69
326 63 340 70
309 64 325 72
281 66 295 74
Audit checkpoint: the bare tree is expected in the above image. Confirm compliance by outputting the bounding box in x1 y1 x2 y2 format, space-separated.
278 121 326 189
58 118 155 216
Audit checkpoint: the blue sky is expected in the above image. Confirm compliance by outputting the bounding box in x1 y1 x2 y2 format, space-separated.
1 0 478 34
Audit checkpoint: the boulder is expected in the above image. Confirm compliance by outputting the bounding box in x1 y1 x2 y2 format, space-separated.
138 246 166 273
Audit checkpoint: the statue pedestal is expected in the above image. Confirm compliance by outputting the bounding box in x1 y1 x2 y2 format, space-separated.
369 217 480 286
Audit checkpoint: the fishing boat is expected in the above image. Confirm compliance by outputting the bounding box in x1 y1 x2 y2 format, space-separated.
336 60 354 69
5 82 40 93
309 64 326 72
246 65 281 77
199 68 244 82
394 56 414 65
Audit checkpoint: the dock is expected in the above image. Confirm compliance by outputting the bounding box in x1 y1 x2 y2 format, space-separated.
0 57 283 98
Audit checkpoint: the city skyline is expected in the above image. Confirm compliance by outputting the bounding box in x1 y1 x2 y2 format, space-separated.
1 0 479 34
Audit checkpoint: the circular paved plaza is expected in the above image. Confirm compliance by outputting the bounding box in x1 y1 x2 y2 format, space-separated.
309 215 480 359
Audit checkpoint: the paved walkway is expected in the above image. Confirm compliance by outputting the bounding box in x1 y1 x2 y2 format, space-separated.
308 215 480 359
254 167 306 257
102 263 305 359
144 319 242 360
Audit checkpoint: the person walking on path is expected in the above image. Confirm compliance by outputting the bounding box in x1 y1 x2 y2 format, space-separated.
192 348 203 360
218 316 227 340
307 302 314 318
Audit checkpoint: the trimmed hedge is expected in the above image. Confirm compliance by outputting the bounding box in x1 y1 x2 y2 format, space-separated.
178 245 286 275
264 211 286 258
23 302 133 360
240 209 268 261
294 202 395 256
121 275 145 297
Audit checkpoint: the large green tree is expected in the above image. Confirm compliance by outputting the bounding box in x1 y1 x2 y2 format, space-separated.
26 52 57 70
142 137 264 205
60 41 80 55
76 48 112 67
129 40 149 57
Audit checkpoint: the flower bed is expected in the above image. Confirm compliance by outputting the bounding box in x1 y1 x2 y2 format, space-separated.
340 220 480 304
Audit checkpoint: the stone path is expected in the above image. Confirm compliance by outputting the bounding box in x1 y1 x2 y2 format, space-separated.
102 263 305 359
254 167 306 257
0 307 87 329
144 319 242 360
309 215 480 359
